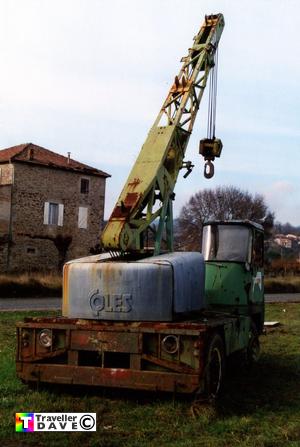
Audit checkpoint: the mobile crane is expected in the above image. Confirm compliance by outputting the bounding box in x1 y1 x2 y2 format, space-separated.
16 14 264 398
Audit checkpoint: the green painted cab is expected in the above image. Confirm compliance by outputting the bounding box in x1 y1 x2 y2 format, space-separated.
202 220 264 332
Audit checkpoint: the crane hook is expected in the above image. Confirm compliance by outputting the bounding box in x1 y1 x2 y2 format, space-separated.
204 160 214 179
199 138 222 179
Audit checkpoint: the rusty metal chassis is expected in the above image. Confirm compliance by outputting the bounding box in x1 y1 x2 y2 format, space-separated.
16 315 233 394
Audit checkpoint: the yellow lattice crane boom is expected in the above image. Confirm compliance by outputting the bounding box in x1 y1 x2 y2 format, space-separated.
102 14 225 255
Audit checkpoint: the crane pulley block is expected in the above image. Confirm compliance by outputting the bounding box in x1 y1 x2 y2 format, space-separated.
199 138 223 160
199 138 223 179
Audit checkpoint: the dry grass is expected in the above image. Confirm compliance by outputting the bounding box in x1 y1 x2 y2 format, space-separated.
1 271 300 297
265 275 300 293
0 272 62 298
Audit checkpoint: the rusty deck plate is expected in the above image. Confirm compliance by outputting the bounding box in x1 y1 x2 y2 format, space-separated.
17 363 201 393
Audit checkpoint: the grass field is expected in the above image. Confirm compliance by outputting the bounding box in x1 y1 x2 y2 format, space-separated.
1 304 300 447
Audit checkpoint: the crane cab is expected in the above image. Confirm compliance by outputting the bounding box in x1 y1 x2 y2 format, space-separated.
202 220 264 332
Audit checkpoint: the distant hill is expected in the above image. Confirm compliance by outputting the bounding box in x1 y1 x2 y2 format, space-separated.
274 222 300 236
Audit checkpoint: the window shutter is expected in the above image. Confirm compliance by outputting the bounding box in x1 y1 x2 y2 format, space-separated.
44 202 49 225
58 204 64 226
78 207 88 229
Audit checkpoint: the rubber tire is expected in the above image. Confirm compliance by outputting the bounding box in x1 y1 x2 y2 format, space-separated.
204 333 225 399
247 322 261 365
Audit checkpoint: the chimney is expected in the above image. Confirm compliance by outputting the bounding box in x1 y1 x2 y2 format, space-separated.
67 152 71 164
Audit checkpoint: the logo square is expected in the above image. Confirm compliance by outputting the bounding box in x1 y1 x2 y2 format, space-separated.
15 413 34 432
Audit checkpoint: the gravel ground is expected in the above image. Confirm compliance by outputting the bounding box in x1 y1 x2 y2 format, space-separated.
1 294 300 311
0 297 61 311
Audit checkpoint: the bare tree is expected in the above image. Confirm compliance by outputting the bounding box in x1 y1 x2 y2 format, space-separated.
175 186 274 251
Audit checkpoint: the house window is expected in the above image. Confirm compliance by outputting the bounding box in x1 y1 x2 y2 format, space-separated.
81 178 89 194
27 247 36 255
44 202 64 226
49 203 59 224
78 206 88 229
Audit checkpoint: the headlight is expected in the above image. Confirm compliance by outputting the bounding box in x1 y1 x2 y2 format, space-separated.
38 329 52 348
161 335 179 354
21 330 30 347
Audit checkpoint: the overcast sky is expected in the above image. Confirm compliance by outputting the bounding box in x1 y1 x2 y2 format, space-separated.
0 0 299 224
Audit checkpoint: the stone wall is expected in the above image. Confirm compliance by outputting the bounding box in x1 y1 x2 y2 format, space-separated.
0 185 11 234
0 163 14 185
6 161 106 272
0 164 13 271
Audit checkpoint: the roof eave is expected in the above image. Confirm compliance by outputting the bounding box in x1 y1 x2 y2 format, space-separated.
9 159 111 178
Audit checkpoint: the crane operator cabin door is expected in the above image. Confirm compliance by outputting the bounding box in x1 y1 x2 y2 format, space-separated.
249 229 264 305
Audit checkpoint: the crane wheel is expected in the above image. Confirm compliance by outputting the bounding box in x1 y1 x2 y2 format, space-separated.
203 333 225 399
191 333 225 416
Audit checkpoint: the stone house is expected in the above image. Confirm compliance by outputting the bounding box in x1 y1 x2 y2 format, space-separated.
274 234 300 250
0 143 110 272
274 235 293 249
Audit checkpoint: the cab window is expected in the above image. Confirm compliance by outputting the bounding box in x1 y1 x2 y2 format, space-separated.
252 231 264 267
202 224 251 262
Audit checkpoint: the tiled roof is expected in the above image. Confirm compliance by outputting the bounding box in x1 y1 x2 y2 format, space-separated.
0 143 110 177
